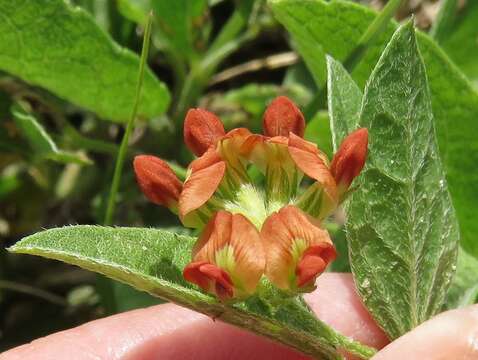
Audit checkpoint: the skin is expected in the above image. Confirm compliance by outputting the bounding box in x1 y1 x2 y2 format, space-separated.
1 273 477 360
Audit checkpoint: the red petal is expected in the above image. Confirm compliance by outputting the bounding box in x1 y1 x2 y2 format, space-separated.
330 128 368 194
179 151 225 222
263 96 305 138
183 261 234 300
296 244 337 287
133 155 182 208
184 109 226 156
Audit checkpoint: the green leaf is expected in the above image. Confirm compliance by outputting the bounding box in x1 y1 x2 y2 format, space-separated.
269 0 478 259
9 226 376 360
11 104 92 166
345 22 459 339
0 0 169 122
445 247 478 310
117 0 150 25
440 1 478 85
326 55 362 150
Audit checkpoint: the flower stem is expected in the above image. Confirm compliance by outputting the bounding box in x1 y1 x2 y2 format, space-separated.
103 12 153 226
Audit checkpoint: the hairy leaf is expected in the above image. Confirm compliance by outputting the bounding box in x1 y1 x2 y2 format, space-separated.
326 56 362 150
269 0 478 259
445 247 478 310
345 22 459 339
0 0 169 122
9 226 376 360
12 104 92 165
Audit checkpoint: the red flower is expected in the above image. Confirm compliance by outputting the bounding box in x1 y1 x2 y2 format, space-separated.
184 109 226 156
330 128 368 198
263 96 305 138
183 211 265 300
133 155 182 211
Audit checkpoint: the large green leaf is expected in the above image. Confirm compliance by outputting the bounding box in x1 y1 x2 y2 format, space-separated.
445 247 478 310
0 0 169 122
9 226 376 359
344 23 459 339
269 0 478 259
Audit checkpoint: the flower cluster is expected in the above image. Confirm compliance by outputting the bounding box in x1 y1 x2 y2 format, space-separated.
134 96 368 300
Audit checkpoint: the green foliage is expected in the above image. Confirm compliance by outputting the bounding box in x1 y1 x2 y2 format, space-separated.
269 0 478 259
0 0 169 122
9 226 376 360
326 56 362 150
338 23 459 339
445 247 478 310
440 1 478 85
117 0 150 25
11 104 91 165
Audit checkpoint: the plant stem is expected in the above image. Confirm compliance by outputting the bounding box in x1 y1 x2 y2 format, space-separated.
103 12 153 226
0 280 67 307
172 4 260 122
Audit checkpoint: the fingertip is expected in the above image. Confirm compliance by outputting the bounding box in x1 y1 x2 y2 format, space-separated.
304 273 389 350
372 304 478 359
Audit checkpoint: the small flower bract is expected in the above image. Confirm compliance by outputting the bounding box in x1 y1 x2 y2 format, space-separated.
134 96 368 300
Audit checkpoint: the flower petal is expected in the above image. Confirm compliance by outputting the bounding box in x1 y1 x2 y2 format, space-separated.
133 155 183 209
218 128 252 184
191 211 265 298
288 133 338 217
179 148 226 226
296 244 337 288
184 108 226 156
263 96 305 138
261 205 336 292
330 128 368 196
183 261 234 300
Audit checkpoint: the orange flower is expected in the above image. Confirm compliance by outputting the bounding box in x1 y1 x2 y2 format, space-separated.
241 98 338 218
133 155 182 211
179 127 252 228
261 205 336 292
134 96 368 300
183 211 265 300
330 128 368 198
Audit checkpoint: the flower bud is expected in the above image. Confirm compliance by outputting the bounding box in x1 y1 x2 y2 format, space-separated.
263 96 305 138
330 128 368 197
184 109 225 156
133 155 182 210
261 206 336 292
183 211 265 300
